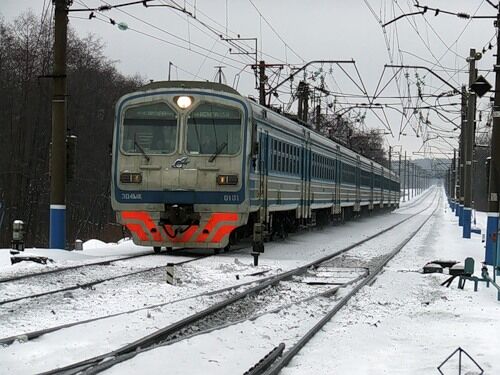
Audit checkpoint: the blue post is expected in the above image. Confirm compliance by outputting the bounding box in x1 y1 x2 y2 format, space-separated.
458 204 464 226
451 200 455 213
455 202 460 217
485 213 499 266
49 204 66 249
462 207 471 238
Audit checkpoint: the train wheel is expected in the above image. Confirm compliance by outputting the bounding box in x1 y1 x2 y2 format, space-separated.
153 246 162 254
166 247 174 254
214 248 221 255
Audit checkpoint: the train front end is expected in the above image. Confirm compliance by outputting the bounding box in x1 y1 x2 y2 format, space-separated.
111 82 251 250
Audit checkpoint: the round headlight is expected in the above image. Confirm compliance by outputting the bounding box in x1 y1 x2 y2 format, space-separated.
176 96 193 109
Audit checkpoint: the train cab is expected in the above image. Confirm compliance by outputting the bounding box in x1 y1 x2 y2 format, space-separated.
111 82 252 250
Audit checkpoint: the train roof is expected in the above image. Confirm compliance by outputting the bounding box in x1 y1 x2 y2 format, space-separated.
247 100 398 180
139 81 241 96
133 81 397 180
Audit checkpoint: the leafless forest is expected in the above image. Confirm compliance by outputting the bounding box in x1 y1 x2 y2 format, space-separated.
0 11 141 247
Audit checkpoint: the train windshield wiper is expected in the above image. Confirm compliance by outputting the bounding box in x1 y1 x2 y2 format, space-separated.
134 134 150 162
209 141 227 162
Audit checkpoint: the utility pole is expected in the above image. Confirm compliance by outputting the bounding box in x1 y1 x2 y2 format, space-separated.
464 48 480 238
486 4 500 271
388 146 392 202
168 61 173 81
297 81 310 123
252 60 284 107
451 149 456 212
50 0 70 249
389 146 392 172
455 147 460 217
258 60 266 106
458 85 467 226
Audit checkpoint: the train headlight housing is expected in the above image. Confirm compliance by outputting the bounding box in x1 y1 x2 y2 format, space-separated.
120 172 142 183
175 96 193 109
216 174 238 185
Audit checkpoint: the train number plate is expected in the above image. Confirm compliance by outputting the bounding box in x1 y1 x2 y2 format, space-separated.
223 194 239 202
121 193 143 200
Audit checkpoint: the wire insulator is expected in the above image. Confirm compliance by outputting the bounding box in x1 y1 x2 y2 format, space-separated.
456 12 470 19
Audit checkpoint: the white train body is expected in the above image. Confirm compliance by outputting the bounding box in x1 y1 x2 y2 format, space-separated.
111 81 399 250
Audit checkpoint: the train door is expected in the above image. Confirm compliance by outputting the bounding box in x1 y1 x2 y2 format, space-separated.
300 130 311 221
355 155 361 211
306 134 312 220
335 145 341 214
381 168 384 206
258 130 270 223
370 161 374 209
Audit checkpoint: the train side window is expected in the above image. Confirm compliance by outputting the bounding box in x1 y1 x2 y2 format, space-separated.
312 153 315 178
292 146 295 174
282 144 286 173
277 142 281 173
271 139 276 171
285 144 290 173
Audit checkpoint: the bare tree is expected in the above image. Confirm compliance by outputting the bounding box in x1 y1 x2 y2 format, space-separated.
0 11 142 247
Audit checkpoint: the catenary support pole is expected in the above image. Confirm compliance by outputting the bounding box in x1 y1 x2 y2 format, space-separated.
464 49 479 238
486 4 500 271
50 0 69 249
452 149 456 212
459 86 467 226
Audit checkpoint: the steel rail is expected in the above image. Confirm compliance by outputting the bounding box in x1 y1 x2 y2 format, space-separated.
262 195 441 375
0 251 162 284
0 270 279 346
0 255 208 306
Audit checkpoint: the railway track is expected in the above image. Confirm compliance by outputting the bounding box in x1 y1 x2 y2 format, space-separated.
34 190 438 375
0 253 207 306
255 194 442 375
0 190 434 308
0 269 279 346
0 250 161 284
396 188 434 212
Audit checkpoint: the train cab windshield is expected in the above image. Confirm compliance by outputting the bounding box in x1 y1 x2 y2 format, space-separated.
122 102 177 155
186 103 241 156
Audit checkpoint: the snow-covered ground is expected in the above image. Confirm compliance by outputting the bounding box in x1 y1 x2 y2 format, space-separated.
282 191 500 374
3 187 497 374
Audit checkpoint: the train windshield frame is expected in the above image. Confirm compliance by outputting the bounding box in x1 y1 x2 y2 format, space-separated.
185 102 242 156
121 101 178 155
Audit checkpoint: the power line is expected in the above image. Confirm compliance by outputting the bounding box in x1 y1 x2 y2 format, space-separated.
247 0 305 63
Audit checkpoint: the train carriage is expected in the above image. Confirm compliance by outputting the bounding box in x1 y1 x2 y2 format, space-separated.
111 81 399 253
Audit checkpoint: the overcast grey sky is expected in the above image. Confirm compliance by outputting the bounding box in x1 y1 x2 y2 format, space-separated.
1 0 496 160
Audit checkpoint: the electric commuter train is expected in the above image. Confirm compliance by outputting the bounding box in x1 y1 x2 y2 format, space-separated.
111 81 399 253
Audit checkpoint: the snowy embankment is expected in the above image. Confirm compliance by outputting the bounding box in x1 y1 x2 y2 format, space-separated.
0 190 434 374
282 191 500 374
96 188 499 375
